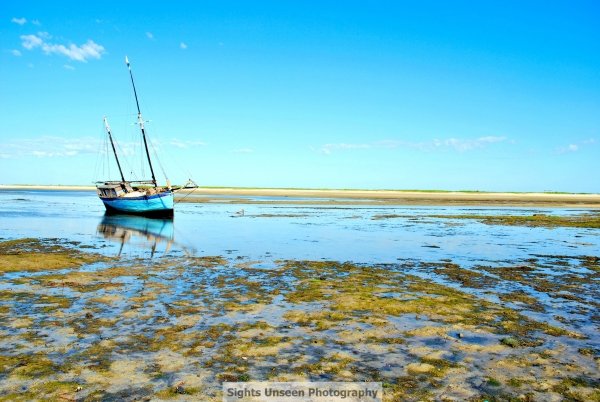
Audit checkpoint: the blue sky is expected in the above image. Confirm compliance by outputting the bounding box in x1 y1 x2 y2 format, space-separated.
1 1 599 191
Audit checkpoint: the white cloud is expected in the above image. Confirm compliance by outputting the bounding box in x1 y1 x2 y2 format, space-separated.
557 138 597 154
432 136 507 152
0 135 210 160
21 34 43 49
557 144 578 154
146 32 154 40
232 148 254 154
319 136 507 154
11 49 22 57
180 42 188 50
320 143 371 154
0 136 101 159
20 33 105 62
31 150 51 157
64 64 75 70
168 139 205 149
11 17 27 25
32 19 41 26
43 40 104 62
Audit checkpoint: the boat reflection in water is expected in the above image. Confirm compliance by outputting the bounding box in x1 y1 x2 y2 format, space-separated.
97 214 174 257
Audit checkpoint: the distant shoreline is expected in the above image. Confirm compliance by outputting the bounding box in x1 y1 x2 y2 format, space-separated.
2 184 600 207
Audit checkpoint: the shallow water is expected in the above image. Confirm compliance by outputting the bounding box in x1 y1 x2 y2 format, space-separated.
0 190 597 265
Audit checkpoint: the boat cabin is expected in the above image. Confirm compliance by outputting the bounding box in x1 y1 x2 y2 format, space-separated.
97 183 134 198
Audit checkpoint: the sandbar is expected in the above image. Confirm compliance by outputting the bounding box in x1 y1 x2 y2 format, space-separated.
1 185 599 207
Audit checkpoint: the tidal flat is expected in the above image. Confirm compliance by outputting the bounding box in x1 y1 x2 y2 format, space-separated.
0 189 599 401
0 237 598 401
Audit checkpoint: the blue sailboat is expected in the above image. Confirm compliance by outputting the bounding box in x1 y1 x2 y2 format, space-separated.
96 57 175 218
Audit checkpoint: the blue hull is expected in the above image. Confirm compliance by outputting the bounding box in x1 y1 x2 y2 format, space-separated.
100 191 174 218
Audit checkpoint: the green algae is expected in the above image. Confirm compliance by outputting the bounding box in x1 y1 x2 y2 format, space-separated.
501 337 520 348
371 212 600 228
34 267 134 293
70 315 118 336
0 238 108 272
188 255 228 268
430 213 600 228
2 353 62 379
283 310 348 330
280 260 575 344
291 354 355 377
499 291 546 312
154 385 203 398
507 377 530 388
0 381 81 402
486 377 502 387
577 347 597 357
0 237 597 401
67 342 114 372
552 377 600 402
482 261 598 311
418 357 461 377
432 262 498 289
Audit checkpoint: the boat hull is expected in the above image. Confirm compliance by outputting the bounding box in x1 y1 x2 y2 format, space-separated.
100 191 174 218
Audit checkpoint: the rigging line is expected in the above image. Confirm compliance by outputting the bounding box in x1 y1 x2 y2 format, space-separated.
105 131 111 179
174 188 196 204
99 135 105 179
92 123 104 182
123 111 143 179
160 136 194 182
96 127 102 179
139 110 197 184
148 135 169 182
165 142 196 183
104 117 125 182
139 119 167 181
139 132 146 179
98 134 106 179
148 125 197 184
92 124 99 180
126 56 157 186
106 118 140 182
115 139 140 181
100 128 107 179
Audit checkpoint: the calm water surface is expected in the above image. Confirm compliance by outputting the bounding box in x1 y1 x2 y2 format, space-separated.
0 189 597 265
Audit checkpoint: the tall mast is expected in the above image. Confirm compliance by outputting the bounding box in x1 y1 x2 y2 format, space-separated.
125 56 157 187
103 117 126 183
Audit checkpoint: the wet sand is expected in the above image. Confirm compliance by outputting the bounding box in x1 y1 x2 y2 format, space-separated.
180 188 600 207
2 185 600 208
